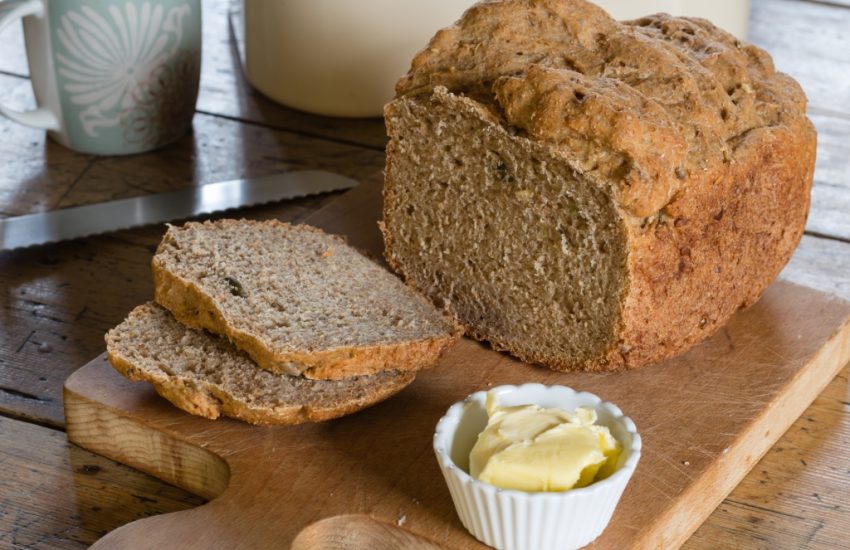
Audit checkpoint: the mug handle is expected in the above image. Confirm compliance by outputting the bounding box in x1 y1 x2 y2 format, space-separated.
0 0 59 130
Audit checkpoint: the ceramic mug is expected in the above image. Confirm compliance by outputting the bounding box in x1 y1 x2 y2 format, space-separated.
0 0 201 155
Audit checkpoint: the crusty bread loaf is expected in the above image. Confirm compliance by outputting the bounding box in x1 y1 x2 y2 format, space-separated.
153 220 460 380
382 0 816 371
106 303 416 425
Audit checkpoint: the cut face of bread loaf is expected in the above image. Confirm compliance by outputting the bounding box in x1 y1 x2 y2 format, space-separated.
106 303 416 425
385 89 629 369
382 0 816 371
153 220 459 380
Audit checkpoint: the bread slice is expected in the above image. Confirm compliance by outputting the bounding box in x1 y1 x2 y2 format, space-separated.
106 303 416 425
382 0 815 371
152 220 460 380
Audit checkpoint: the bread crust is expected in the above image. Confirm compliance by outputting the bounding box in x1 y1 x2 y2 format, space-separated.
382 0 816 372
152 220 461 380
610 122 815 370
109 348 415 424
106 304 417 425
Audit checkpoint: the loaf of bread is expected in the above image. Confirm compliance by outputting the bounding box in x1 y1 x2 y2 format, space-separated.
382 0 815 371
153 220 459 380
106 303 415 425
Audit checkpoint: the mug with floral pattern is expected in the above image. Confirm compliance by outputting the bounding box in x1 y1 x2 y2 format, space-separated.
0 0 201 155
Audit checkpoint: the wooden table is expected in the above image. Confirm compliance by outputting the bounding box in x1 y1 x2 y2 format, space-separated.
0 1 848 548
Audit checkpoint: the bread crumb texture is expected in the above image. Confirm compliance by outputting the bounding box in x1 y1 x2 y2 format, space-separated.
383 0 815 371
106 303 416 425
153 220 460 380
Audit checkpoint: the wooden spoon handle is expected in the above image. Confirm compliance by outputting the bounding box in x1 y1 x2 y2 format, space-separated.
292 514 446 550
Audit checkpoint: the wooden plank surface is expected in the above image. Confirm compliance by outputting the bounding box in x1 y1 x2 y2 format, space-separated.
4 360 848 549
0 416 203 550
0 75 383 217
748 0 850 241
0 0 849 548
688 365 850 548
750 0 850 116
805 113 850 241
63 182 850 549
0 74 93 217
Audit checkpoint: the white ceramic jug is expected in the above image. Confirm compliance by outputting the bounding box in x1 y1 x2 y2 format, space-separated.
243 0 471 118
593 0 749 39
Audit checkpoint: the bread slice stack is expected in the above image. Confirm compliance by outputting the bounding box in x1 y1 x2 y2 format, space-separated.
106 219 459 425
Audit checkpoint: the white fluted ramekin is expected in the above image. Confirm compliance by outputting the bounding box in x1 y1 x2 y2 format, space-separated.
433 383 641 550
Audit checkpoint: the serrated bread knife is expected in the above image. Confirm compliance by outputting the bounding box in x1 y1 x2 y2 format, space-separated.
0 170 358 251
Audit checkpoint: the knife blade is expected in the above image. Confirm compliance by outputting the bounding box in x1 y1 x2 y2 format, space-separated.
0 170 358 251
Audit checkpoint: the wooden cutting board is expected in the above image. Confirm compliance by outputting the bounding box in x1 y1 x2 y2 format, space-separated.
64 181 850 549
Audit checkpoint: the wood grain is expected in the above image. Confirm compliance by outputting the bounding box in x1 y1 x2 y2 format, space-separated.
750 0 850 116
0 74 93 217
0 416 204 550
63 182 850 549
51 114 384 210
798 0 850 9
0 105 383 217
0 9 27 76
687 366 850 548
291 516 443 550
8 364 848 549
779 234 850 299
805 112 850 241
